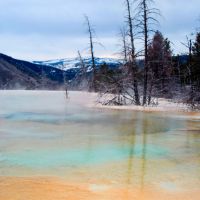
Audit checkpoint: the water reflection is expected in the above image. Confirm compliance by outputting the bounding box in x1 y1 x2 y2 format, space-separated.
125 114 148 190
126 124 135 186
140 116 148 191
116 111 200 192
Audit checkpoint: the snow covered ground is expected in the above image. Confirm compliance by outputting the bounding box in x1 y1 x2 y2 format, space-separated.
94 98 190 112
71 91 200 117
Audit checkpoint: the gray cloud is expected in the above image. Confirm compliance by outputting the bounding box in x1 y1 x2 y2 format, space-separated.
0 0 199 60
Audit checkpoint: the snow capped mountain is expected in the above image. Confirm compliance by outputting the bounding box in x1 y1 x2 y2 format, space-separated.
33 57 121 71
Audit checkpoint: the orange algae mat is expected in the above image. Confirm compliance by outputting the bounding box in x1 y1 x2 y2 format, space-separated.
0 177 199 200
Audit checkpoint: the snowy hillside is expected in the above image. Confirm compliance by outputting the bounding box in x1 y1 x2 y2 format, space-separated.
33 57 121 71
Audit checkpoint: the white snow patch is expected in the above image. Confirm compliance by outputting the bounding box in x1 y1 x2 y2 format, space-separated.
33 57 121 71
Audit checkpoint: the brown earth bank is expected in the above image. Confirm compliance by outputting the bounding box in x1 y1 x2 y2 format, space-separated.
0 177 199 200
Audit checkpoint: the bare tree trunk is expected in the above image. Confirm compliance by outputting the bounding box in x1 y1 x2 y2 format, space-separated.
187 39 194 107
142 0 149 105
77 50 89 90
136 0 160 105
78 51 87 75
147 69 153 105
188 39 193 86
125 0 140 105
182 37 193 86
120 27 128 63
85 15 97 92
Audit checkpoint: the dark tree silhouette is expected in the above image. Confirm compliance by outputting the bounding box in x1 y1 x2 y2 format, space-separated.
85 15 97 91
125 0 140 105
147 31 172 103
120 27 129 63
135 0 160 105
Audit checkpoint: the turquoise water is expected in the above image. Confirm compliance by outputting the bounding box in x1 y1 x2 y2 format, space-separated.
0 91 199 189
0 144 168 168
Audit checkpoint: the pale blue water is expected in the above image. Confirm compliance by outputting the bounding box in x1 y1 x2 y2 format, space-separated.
0 91 199 188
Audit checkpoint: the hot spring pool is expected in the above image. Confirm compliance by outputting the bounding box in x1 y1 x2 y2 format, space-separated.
0 90 199 199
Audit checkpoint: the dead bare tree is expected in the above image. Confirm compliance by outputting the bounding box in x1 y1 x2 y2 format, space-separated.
135 0 160 105
125 0 140 105
120 27 129 63
94 27 131 106
78 50 87 75
181 36 193 86
77 50 89 90
84 15 97 92
97 70 125 105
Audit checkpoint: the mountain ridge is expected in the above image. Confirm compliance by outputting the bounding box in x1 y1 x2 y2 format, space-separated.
33 57 121 71
0 53 64 89
0 53 189 90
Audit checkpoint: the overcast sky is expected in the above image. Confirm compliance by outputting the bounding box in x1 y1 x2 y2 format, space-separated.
0 0 199 61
